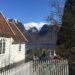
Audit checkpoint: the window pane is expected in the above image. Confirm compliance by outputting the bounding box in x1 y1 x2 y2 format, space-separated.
51 51 54 56
0 40 2 54
19 44 21 51
3 39 5 53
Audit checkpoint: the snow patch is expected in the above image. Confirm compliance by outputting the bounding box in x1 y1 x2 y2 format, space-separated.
24 22 46 30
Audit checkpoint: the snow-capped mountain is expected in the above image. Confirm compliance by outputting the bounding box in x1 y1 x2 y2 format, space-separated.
25 24 61 44
24 22 47 30
27 27 38 33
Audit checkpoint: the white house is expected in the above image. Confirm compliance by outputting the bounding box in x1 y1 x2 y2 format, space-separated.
0 12 28 68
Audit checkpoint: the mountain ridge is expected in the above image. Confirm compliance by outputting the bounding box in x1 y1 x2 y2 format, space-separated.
26 24 61 44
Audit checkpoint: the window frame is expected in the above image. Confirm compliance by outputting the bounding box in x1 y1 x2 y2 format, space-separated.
0 39 5 54
19 43 21 51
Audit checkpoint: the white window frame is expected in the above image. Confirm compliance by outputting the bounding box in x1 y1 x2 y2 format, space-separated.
0 39 5 54
19 43 21 51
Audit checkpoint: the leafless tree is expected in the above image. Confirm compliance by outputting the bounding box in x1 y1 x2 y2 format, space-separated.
47 0 65 25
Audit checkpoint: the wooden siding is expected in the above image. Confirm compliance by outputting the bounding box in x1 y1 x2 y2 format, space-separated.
0 37 25 68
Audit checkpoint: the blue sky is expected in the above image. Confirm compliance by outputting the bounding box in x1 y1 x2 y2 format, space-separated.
0 0 50 23
0 0 65 24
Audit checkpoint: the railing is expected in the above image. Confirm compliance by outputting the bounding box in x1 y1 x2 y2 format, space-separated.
0 59 69 75
32 59 69 75
0 62 33 75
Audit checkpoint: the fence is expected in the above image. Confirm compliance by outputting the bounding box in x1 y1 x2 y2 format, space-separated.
33 59 69 75
0 62 33 75
0 59 69 75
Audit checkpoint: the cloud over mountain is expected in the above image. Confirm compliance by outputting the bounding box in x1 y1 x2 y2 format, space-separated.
24 22 46 30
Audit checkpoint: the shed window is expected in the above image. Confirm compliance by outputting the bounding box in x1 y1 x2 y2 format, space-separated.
19 44 21 51
51 50 54 56
0 39 5 54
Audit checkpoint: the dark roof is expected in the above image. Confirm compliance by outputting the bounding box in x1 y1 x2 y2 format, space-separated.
53 55 63 60
0 12 28 43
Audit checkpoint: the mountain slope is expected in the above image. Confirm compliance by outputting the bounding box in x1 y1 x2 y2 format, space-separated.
26 24 60 44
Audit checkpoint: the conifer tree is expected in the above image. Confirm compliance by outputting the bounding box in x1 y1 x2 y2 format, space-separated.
56 0 75 62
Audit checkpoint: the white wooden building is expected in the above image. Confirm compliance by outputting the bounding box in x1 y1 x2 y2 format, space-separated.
0 12 28 68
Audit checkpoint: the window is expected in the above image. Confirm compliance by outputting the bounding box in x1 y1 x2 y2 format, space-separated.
3 39 5 53
19 43 21 51
0 40 2 54
0 39 5 54
51 50 54 56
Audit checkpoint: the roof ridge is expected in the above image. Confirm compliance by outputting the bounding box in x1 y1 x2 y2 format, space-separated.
0 11 15 36
12 22 28 42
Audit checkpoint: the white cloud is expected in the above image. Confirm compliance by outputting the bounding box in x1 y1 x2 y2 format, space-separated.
24 22 47 30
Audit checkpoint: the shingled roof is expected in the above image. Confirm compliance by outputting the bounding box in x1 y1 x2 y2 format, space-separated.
0 12 13 37
0 12 28 43
9 22 28 42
